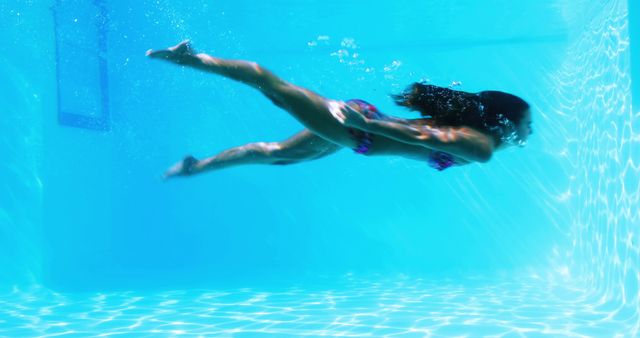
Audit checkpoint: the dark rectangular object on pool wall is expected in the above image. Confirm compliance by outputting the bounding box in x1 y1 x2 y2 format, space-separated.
52 0 110 131
631 0 640 112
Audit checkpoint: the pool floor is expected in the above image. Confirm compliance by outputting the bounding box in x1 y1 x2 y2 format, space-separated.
0 276 633 337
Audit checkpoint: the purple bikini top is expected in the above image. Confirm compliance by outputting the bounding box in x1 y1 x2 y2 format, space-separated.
427 151 456 171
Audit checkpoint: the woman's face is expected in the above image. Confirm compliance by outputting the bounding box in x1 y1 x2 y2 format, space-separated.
497 109 532 149
516 109 533 143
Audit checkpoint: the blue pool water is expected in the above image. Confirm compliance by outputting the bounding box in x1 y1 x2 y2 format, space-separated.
1 0 638 336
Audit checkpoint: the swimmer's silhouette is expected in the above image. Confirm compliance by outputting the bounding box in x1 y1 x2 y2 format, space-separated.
146 41 532 179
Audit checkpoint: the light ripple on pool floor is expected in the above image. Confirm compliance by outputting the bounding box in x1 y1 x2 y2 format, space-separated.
0 276 633 337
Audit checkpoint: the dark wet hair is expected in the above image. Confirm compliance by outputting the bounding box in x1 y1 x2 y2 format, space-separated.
391 83 530 147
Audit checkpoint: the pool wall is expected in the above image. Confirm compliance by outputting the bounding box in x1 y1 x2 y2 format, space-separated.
556 0 638 313
44 1 570 290
0 1 52 288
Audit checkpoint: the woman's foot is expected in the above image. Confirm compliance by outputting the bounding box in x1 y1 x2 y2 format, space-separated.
163 155 200 180
146 40 195 64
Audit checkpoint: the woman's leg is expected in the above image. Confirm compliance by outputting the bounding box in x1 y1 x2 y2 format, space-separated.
147 41 358 149
163 129 341 179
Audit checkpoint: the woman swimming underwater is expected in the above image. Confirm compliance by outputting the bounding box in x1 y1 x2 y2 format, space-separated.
146 41 533 179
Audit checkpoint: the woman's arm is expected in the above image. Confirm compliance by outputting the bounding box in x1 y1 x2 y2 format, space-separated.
332 102 494 162
365 119 494 162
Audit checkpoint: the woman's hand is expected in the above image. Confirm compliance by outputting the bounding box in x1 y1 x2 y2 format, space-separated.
163 155 199 180
330 102 370 129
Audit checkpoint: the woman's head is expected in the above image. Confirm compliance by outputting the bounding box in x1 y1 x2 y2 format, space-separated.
478 90 532 147
392 83 531 147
